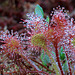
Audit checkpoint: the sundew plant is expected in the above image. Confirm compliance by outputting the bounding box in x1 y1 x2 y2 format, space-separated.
0 5 75 75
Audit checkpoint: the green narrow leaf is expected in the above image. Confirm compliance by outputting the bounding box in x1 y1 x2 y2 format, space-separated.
40 50 50 67
40 52 47 66
35 4 44 18
42 58 47 67
60 53 65 60
62 61 68 71
46 16 49 23
40 50 44 60
60 46 64 52
44 53 50 63
59 46 65 60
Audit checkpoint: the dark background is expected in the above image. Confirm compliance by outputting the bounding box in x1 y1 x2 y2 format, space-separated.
0 0 75 33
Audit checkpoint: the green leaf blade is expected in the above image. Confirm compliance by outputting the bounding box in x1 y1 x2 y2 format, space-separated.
40 50 50 67
40 50 44 60
35 4 44 18
44 53 50 63
46 16 49 23
62 61 68 71
60 53 65 60
59 47 66 60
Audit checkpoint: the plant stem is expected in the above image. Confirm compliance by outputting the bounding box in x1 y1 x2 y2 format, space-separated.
65 52 72 75
54 43 64 75
30 57 55 73
27 71 49 75
43 46 61 75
